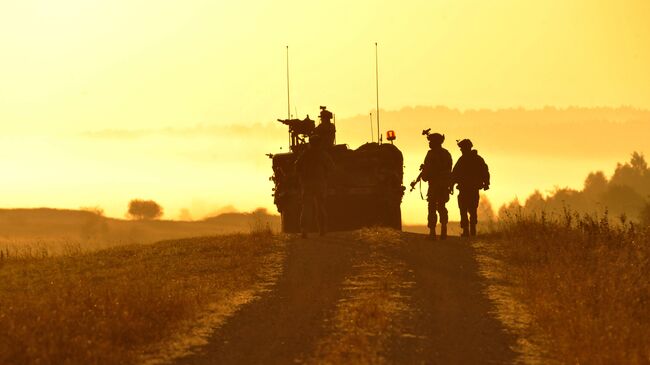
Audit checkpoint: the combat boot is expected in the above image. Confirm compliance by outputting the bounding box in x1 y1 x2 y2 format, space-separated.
461 227 469 238
440 224 448 240
428 227 437 240
470 224 477 237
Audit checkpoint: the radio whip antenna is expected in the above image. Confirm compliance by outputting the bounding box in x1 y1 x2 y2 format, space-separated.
286 45 291 120
375 42 380 144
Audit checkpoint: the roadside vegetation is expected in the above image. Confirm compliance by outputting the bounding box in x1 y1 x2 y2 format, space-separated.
492 210 649 364
500 152 650 224
0 229 280 365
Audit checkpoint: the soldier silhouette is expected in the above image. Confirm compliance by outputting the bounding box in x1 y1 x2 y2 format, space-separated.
451 139 490 237
294 134 335 238
421 133 453 240
314 106 336 146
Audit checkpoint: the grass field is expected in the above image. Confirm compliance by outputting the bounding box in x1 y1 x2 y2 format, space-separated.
0 208 281 257
0 230 282 365
3 208 647 364
491 211 650 364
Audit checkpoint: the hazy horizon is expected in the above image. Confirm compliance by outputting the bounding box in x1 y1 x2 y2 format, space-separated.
1 105 648 224
2 0 649 224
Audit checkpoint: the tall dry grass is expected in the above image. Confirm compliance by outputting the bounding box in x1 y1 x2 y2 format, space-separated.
0 231 279 365
494 210 649 364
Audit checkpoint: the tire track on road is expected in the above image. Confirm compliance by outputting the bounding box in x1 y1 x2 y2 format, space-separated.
166 230 521 364
172 233 357 365
391 233 518 364
302 228 415 364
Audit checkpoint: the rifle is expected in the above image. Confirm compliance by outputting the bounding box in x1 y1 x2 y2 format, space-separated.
409 164 425 192
409 128 433 192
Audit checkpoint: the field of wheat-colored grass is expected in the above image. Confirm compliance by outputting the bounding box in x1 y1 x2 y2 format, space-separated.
492 211 650 364
0 230 281 365
0 208 281 258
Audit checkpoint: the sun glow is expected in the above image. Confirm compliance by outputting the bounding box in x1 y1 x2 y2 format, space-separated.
0 1 649 223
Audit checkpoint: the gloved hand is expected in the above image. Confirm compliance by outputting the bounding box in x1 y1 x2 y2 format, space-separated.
483 183 490 191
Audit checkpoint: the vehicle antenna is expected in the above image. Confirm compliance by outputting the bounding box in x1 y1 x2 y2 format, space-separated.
375 42 380 144
333 112 336 145
286 45 290 120
286 45 291 148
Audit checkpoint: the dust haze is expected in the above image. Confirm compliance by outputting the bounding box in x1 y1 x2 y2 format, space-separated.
67 106 650 223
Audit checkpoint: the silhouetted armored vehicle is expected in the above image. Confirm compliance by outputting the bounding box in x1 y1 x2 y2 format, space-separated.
269 113 405 233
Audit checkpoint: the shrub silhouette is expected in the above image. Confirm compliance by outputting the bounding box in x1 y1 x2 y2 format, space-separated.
127 199 163 220
500 152 650 223
478 194 496 222
640 202 650 227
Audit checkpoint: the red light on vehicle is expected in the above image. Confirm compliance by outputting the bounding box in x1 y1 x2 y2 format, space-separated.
386 130 396 141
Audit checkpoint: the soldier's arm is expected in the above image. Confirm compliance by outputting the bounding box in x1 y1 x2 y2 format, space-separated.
480 156 490 189
451 156 468 189
420 151 433 181
445 151 454 193
445 151 453 172
450 159 460 185
483 160 490 186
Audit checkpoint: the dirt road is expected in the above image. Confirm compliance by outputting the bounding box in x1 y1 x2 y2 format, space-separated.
173 231 517 364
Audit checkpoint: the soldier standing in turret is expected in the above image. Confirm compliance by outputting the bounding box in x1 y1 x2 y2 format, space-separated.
314 106 336 147
421 133 453 240
451 139 490 237
295 134 335 238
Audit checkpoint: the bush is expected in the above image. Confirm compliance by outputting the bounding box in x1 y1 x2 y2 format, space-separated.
640 202 650 227
127 199 163 220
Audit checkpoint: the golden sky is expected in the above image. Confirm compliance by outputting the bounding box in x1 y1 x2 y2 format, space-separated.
1 1 649 223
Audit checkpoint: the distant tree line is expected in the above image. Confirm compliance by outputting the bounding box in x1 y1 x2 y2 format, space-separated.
500 152 650 225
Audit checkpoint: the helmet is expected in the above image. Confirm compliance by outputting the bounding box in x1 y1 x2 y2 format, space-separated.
319 107 333 122
457 139 473 149
427 133 445 144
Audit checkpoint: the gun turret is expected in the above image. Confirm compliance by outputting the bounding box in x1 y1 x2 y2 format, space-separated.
277 117 315 136
277 116 315 151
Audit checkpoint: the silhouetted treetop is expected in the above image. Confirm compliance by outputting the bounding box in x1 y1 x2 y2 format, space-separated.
127 199 163 221
500 152 650 223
